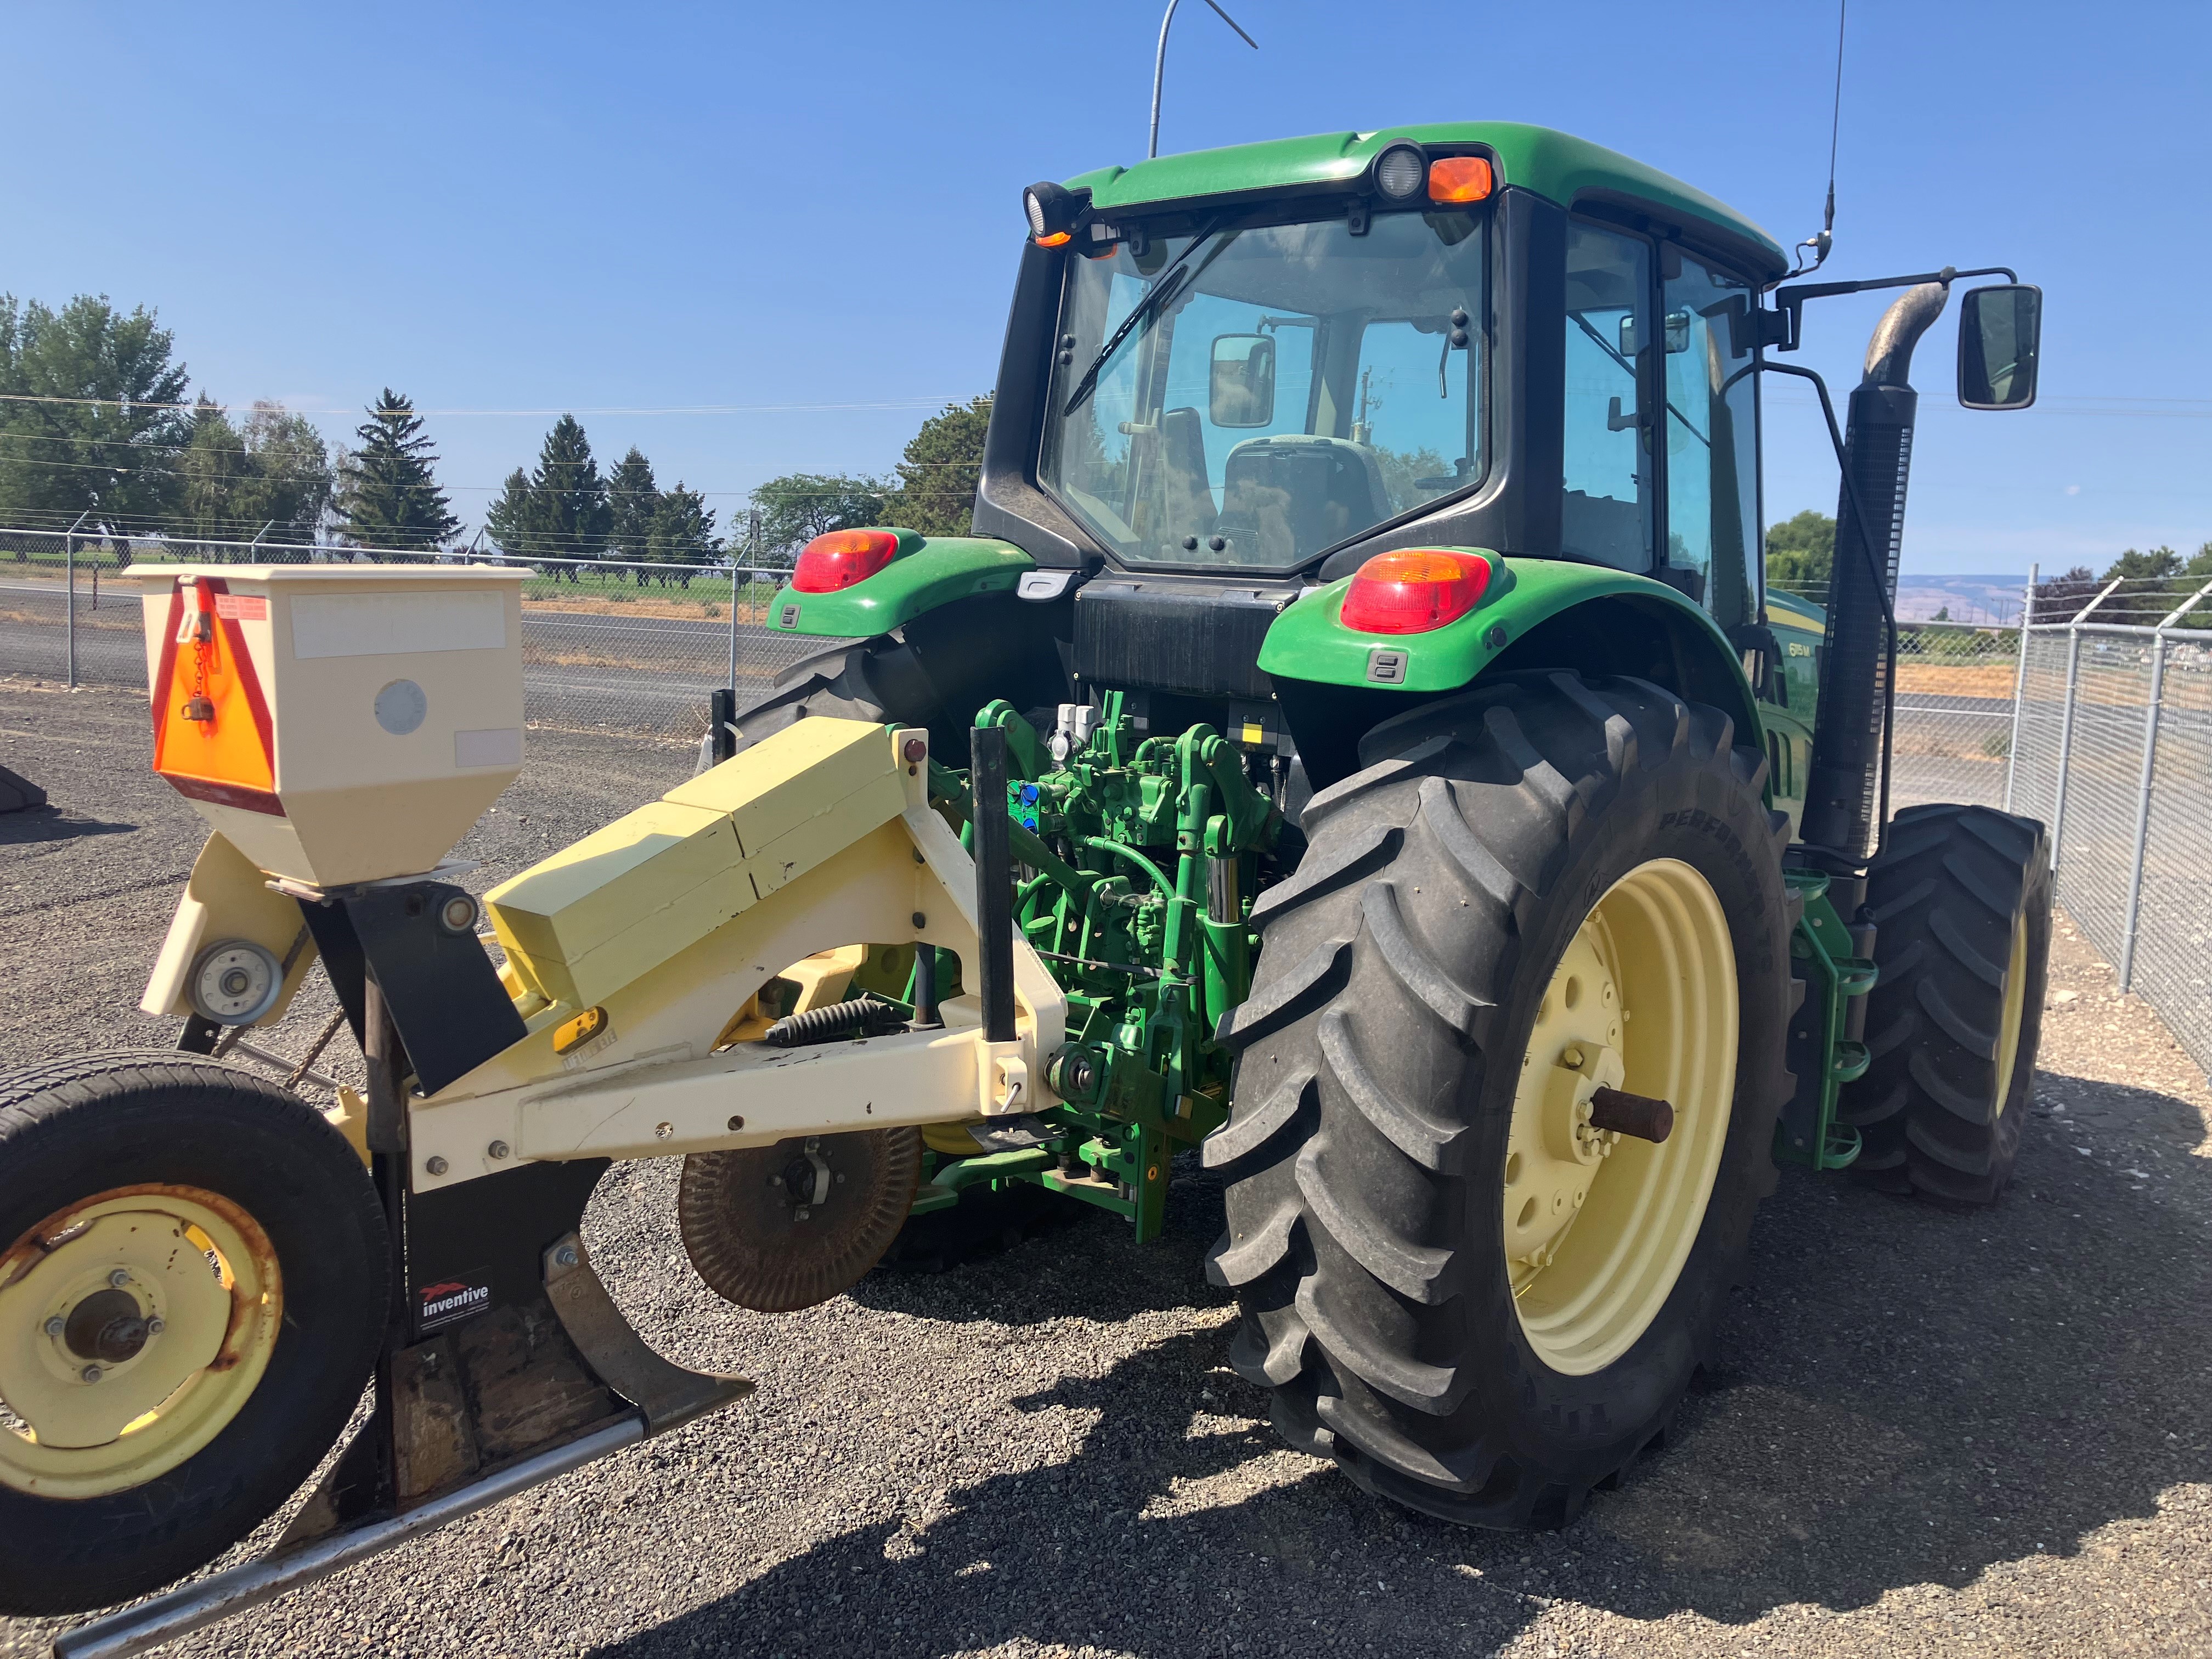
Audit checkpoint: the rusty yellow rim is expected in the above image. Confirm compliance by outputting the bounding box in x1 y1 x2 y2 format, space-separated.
1992 911 2029 1118
0 1187 281 1499
1505 859 1739 1376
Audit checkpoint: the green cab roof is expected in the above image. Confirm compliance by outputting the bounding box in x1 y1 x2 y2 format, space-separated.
1065 121 1786 281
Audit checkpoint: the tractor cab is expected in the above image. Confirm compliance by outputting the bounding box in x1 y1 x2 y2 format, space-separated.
975 125 1778 660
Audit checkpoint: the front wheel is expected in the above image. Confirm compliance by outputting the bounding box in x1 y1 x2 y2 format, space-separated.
0 1053 387 1615
1206 673 1795 1527
1843 804 2052 1204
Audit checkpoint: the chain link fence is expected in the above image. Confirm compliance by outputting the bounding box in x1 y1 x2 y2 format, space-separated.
9 526 2203 1066
0 526 834 744
1771 578 2023 812
2006 571 2212 1074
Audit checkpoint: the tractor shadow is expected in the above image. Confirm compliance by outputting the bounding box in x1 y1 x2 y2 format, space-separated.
602 1065 2212 1654
0 805 136 847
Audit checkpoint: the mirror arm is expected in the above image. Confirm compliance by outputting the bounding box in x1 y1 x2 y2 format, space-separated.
1759 264 2019 354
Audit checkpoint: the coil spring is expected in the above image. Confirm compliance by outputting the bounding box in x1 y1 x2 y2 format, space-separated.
763 994 907 1049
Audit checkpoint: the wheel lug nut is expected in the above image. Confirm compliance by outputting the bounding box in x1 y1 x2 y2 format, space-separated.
108 1269 130 1289
147 1317 166 1335
44 1316 64 1338
81 1364 102 1384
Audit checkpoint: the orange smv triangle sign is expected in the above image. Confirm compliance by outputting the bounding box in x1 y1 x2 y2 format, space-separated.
150 577 282 816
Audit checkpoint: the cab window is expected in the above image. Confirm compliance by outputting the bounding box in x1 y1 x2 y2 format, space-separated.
1560 222 1654 571
1661 250 1761 629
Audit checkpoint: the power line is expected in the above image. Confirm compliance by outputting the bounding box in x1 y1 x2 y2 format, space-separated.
0 392 977 416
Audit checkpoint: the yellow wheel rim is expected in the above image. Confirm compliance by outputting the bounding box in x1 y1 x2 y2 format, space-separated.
1991 911 2030 1118
1505 859 1739 1376
0 1186 282 1499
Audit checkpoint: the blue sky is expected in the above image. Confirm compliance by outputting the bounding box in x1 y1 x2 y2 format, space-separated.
10 1 2207 576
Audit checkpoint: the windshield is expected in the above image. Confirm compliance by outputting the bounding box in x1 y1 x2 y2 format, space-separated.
1040 207 1490 572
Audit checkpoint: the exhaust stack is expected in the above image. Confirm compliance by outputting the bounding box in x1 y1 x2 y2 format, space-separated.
1798 281 1950 862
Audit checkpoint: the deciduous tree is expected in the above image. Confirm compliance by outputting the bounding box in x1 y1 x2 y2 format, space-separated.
1764 509 1835 590
889 394 991 536
0 294 191 551
748 472 890 563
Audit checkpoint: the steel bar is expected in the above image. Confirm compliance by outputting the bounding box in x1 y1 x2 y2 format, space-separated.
2116 631 2168 992
2049 625 2085 876
53 1418 644 1659
970 725 1017 1045
65 528 76 689
2117 582 2212 990
2005 562 2035 811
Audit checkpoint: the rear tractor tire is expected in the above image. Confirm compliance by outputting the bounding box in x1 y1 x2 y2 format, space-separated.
1843 803 2052 1205
1206 672 1795 1528
0 1053 387 1616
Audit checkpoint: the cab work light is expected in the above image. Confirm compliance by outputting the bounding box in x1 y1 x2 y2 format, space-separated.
792 529 900 593
1023 180 1092 247
1340 548 1492 635
1427 156 1493 204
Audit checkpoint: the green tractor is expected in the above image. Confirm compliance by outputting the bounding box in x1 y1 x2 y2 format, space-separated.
723 122 2051 1516
3 122 2050 1646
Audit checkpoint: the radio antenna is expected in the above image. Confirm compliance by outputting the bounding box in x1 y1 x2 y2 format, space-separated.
1791 0 1848 277
1150 0 1259 160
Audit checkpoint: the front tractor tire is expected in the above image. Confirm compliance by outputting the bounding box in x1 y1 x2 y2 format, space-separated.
1206 673 1795 1528
0 1053 387 1616
1844 803 2053 1205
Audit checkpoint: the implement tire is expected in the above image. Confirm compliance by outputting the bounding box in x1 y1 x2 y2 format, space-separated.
1206 672 1794 1528
0 1052 386 1615
1843 804 2052 1205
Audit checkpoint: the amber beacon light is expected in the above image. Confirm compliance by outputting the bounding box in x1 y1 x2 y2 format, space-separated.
1427 155 1493 203
1339 548 1493 635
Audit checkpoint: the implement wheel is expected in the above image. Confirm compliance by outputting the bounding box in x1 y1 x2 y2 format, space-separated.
0 1053 386 1616
1844 803 2052 1204
1206 673 1794 1527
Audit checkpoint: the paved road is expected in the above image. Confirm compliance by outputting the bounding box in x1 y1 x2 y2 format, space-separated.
4 684 2211 1659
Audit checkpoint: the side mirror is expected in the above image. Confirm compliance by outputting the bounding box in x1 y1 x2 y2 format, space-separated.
1958 284 2042 410
1209 333 1276 427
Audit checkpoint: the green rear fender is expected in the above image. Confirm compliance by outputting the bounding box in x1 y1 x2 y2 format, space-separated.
766 533 1035 636
1259 552 1761 748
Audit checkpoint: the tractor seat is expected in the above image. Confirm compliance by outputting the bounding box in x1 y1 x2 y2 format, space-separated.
1215 436 1390 563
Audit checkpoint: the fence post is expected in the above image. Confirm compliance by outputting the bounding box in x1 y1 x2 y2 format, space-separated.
2047 578 2122 876
727 563 739 695
2004 562 2035 811
65 527 77 689
2117 579 2212 992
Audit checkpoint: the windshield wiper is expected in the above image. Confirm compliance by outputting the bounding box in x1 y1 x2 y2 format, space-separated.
1060 220 1231 419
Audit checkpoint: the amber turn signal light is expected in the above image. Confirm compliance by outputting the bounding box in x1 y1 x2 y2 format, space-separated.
1427 156 1493 204
792 529 901 594
1340 549 1492 635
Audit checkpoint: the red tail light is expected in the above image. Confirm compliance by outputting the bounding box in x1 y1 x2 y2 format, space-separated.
1339 549 1492 635
792 529 900 593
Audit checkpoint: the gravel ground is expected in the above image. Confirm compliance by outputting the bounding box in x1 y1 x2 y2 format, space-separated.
3 678 2210 1659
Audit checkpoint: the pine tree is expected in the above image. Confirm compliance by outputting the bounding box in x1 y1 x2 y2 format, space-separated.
606 445 659 583
647 483 717 587
336 389 459 550
890 394 992 536
484 467 541 564
530 414 610 565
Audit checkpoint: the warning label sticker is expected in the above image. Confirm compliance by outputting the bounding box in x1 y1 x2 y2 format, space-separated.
213 593 268 621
